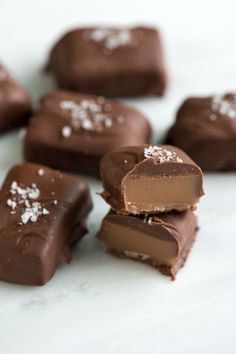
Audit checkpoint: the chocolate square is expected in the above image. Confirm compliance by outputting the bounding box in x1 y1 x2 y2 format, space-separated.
166 94 236 171
0 63 32 134
97 210 198 279
24 90 151 177
100 145 204 214
46 26 167 97
0 163 92 285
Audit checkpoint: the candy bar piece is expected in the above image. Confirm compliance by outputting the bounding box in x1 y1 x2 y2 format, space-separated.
97 210 198 279
0 63 32 134
24 90 151 177
46 26 167 97
100 145 204 214
165 94 236 171
0 163 92 285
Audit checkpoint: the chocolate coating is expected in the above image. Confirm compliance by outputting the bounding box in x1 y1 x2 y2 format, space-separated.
0 163 92 286
165 94 236 171
97 210 198 279
24 90 151 177
0 63 32 134
46 26 167 97
100 145 204 214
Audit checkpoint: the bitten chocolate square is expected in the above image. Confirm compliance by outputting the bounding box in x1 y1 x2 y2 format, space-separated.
24 90 151 177
0 63 32 134
100 145 204 214
0 163 92 285
166 94 236 171
46 26 167 97
97 210 198 279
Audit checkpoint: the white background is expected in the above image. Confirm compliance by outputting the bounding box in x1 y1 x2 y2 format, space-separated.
1 0 236 353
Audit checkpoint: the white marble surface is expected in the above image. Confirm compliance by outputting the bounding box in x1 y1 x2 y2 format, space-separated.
1 0 236 353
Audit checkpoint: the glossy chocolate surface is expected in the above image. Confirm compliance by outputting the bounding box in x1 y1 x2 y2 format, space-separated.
46 26 167 97
0 163 92 285
0 63 32 134
24 90 151 177
166 94 236 171
98 210 198 279
100 145 204 214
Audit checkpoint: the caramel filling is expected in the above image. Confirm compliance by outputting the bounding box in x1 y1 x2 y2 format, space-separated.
123 175 201 213
100 221 178 266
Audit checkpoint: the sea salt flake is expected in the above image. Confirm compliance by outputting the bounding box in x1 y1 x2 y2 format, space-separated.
117 116 125 123
59 98 124 134
42 208 49 215
62 125 72 138
144 145 183 163
89 27 132 51
38 168 44 176
7 199 17 210
209 114 217 121
21 212 31 224
211 94 236 119
7 181 50 225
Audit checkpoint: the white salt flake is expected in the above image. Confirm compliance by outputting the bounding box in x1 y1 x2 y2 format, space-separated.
210 94 236 119
62 125 72 138
59 98 124 134
11 181 17 190
21 212 31 224
7 181 50 225
144 146 183 163
89 27 132 51
38 168 44 176
42 208 49 215
7 199 17 210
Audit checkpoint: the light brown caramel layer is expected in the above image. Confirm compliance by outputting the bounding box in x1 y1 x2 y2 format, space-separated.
123 175 201 213
100 221 178 266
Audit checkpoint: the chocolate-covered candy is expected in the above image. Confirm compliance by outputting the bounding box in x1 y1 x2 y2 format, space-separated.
24 90 151 177
97 210 198 279
0 163 92 286
166 94 236 171
46 26 167 97
100 145 204 214
0 63 32 134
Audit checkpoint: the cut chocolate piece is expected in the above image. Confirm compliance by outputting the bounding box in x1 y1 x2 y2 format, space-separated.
97 210 198 279
100 145 204 214
46 26 167 97
0 163 92 286
165 94 236 171
0 63 32 134
24 90 151 177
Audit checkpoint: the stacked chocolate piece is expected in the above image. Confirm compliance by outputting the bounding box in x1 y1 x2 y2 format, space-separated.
98 145 204 279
